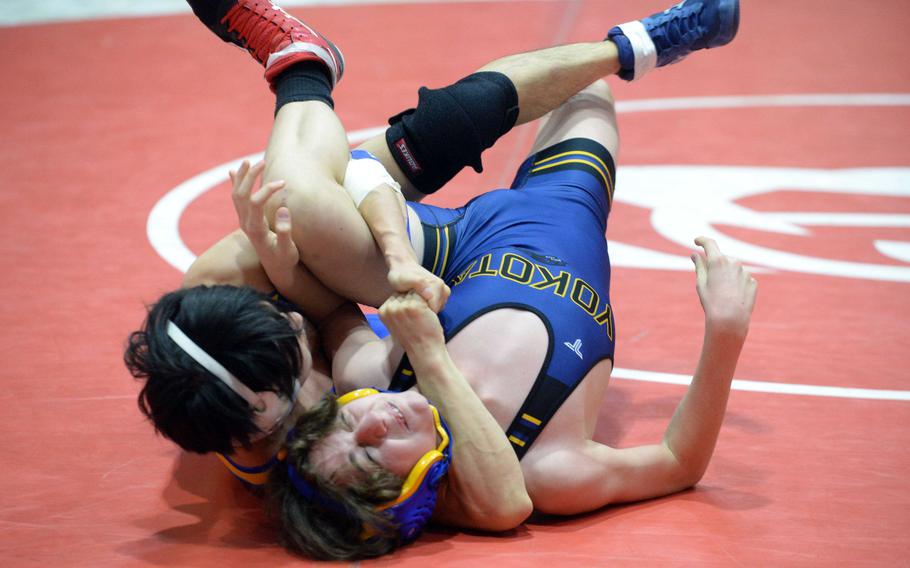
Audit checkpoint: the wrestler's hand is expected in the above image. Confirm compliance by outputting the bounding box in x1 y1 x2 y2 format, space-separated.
690 237 757 335
387 259 451 314
379 291 446 355
230 160 300 274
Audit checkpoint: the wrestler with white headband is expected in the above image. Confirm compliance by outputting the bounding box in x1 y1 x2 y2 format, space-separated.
167 320 302 441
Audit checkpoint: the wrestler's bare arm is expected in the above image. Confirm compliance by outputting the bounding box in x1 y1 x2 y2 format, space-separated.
318 302 405 395
184 229 275 291
527 238 757 515
379 293 533 531
355 183 449 312
322 295 533 530
662 237 757 480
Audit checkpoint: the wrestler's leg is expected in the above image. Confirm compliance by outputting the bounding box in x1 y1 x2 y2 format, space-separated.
360 0 739 200
510 80 619 227
260 99 393 308
183 1 389 305
529 79 619 161
268 0 730 295
356 42 620 201
479 42 620 126
186 94 392 310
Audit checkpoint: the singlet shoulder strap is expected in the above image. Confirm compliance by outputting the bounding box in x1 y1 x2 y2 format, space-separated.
389 344 586 460
388 355 417 392
504 375 573 460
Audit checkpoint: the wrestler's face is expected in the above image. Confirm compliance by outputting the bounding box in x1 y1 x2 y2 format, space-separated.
282 310 313 382
241 308 313 444
310 391 438 482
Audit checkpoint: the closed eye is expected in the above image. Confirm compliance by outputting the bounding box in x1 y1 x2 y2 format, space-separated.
340 411 353 431
346 447 381 478
363 448 380 466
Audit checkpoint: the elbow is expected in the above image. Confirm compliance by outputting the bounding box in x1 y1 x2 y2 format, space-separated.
674 468 705 494
495 493 534 531
664 443 710 493
468 492 533 532
672 459 710 493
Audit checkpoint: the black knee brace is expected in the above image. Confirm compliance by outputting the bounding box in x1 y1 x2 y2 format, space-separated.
384 71 520 196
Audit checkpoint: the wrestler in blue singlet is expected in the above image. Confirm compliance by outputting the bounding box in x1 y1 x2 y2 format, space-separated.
218 138 618 483
392 138 617 459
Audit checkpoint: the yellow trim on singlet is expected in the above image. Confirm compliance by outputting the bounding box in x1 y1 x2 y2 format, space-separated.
530 159 613 198
508 435 526 447
216 452 272 486
533 150 613 184
521 413 542 426
438 225 452 277
431 226 442 274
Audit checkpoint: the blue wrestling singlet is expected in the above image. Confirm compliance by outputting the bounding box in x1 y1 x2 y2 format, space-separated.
390 138 617 459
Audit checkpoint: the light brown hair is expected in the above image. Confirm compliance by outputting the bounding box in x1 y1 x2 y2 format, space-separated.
266 395 406 560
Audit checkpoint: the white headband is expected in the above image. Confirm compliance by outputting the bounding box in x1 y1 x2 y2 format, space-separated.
166 320 264 411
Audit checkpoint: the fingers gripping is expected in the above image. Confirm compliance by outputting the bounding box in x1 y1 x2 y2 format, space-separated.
387 260 451 314
424 282 451 313
379 292 445 352
379 291 419 328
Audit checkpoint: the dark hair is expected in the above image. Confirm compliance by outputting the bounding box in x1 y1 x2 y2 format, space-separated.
267 396 404 560
124 285 303 454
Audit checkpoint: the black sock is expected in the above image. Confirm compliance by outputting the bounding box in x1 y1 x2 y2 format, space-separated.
274 62 334 114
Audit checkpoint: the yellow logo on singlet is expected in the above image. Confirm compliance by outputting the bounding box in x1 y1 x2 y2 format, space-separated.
450 252 614 339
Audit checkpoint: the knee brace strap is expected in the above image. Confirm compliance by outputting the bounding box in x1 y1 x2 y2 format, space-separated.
385 71 519 196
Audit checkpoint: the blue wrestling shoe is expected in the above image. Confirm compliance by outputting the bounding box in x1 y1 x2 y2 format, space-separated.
607 0 740 81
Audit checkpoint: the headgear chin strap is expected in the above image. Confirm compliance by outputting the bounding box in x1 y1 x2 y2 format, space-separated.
166 320 300 439
286 388 452 543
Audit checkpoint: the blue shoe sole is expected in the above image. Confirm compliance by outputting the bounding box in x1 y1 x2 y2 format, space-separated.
710 0 740 48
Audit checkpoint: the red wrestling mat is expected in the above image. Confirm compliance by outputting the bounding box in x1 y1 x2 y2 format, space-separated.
1 1 908 566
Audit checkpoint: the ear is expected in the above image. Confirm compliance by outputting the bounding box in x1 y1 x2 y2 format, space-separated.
282 310 305 331
250 394 270 413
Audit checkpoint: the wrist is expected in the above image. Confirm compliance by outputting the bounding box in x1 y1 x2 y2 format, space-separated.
409 344 455 378
386 249 419 268
704 316 749 340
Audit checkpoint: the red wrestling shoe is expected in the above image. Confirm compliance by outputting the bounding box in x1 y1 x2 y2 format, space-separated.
191 0 344 87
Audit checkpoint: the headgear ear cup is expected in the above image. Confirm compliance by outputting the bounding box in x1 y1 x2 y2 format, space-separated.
379 450 447 541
